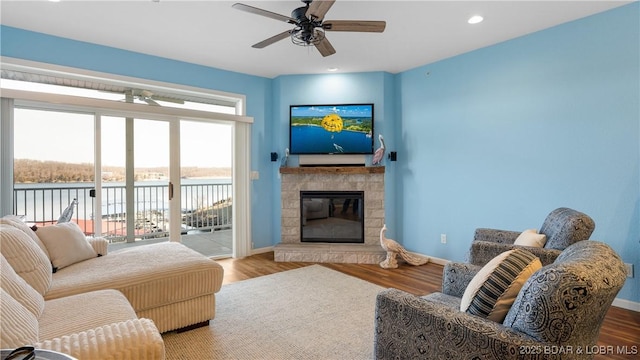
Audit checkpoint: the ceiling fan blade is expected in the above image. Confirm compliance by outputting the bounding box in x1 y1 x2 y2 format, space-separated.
150 95 184 105
315 34 336 57
306 0 336 21
252 30 294 49
232 3 295 24
143 98 160 106
323 20 386 32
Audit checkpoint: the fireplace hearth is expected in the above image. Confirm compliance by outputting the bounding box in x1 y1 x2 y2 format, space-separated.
276 166 386 264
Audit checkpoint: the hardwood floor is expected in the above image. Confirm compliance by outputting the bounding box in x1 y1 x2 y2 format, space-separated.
217 252 640 360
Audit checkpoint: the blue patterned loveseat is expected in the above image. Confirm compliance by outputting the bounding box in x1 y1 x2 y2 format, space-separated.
373 241 626 360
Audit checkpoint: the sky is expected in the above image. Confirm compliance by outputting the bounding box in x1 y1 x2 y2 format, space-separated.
9 80 233 169
13 108 232 168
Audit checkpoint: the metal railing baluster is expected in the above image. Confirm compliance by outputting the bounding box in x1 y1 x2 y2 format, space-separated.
13 181 232 243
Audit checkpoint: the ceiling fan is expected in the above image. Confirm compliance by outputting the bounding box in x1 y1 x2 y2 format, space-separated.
123 89 184 106
232 0 386 57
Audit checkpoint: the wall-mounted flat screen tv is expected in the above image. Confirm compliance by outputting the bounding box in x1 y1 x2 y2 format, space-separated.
289 103 374 155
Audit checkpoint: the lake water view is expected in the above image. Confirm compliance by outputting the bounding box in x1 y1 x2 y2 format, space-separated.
14 178 232 222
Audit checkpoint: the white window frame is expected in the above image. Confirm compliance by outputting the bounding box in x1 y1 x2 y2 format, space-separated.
0 57 254 258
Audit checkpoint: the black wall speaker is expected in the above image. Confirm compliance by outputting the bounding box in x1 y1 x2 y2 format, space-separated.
270 152 279 162
389 151 397 161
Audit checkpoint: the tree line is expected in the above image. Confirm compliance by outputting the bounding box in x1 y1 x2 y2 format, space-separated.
14 159 231 183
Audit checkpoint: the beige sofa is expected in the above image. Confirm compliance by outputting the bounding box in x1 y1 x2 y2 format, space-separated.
0 215 224 359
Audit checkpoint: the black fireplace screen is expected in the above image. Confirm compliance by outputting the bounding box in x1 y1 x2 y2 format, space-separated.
300 190 364 243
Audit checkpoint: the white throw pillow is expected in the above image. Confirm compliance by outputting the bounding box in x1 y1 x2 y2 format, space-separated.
36 222 97 272
461 249 542 323
514 229 547 248
0 224 52 295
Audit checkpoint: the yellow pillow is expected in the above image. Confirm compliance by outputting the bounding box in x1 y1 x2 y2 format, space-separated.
461 249 542 323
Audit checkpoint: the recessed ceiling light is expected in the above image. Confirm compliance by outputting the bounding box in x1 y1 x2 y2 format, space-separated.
468 15 484 24
327 67 338 72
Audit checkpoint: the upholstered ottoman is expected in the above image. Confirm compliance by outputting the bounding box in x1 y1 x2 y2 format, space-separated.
45 242 224 333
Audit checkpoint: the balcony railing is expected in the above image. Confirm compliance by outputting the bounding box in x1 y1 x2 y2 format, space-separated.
13 180 232 243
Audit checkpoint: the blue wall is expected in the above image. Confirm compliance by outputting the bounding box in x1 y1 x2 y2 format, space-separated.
1 2 638 303
395 3 639 302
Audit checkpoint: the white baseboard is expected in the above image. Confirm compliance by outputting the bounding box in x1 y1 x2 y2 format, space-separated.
425 255 450 266
251 246 274 256
612 297 640 312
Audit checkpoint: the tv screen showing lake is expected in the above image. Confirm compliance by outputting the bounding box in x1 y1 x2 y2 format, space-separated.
290 125 373 154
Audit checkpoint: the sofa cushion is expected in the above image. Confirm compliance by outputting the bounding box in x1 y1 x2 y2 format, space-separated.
513 229 547 248
36 222 97 272
1 215 50 258
461 249 542 323
39 289 138 341
0 288 39 348
46 242 224 314
0 254 44 318
0 224 52 295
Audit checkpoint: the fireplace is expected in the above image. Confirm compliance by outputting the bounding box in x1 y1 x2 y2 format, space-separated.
276 166 386 264
301 190 364 244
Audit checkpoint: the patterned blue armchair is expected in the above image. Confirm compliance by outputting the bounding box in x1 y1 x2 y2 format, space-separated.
469 207 595 266
374 241 626 360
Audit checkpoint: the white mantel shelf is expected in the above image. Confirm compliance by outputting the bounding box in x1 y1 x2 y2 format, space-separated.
279 166 385 175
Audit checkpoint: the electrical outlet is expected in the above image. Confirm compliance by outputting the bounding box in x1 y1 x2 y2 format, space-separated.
624 263 634 278
251 242 255 249
440 234 447 244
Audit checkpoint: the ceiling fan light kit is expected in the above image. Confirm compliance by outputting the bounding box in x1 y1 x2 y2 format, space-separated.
232 0 386 57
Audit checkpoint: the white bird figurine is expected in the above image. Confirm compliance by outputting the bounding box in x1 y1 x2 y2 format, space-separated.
57 198 78 223
372 134 386 165
379 224 430 269
281 148 289 167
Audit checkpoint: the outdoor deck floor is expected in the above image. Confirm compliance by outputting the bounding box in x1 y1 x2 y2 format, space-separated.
107 228 232 259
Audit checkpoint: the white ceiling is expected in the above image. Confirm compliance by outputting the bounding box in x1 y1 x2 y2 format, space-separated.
0 0 632 78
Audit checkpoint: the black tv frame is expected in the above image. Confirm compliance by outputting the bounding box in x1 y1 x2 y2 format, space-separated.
289 103 374 155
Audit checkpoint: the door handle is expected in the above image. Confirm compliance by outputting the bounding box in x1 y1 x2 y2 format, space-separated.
169 182 174 200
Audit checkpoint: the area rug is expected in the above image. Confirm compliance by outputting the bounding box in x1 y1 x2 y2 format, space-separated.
162 265 385 360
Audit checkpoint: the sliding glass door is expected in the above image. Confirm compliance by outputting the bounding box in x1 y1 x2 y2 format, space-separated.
98 116 173 246
179 120 233 256
13 108 96 232
13 107 234 258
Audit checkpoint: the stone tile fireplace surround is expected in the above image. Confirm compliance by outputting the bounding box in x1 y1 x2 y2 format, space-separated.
275 166 386 264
